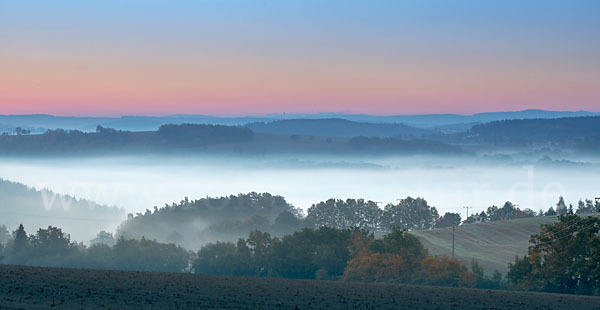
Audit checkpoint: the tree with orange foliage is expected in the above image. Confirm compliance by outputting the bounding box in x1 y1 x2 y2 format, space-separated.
343 228 476 287
343 252 408 282
343 230 411 282
419 256 476 287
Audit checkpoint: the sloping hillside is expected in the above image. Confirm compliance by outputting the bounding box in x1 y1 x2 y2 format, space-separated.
412 216 560 274
0 178 125 242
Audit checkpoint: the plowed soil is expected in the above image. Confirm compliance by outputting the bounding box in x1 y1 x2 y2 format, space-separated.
1 264 599 309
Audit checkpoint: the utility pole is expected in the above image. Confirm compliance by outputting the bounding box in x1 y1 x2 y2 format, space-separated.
463 206 471 220
452 225 455 258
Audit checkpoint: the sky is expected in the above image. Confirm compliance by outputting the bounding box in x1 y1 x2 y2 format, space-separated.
1 0 599 116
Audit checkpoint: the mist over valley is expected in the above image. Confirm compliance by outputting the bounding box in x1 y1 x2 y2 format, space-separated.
1 117 599 247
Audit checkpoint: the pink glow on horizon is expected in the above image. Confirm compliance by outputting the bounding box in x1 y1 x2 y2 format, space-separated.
2 61 599 116
1 42 599 116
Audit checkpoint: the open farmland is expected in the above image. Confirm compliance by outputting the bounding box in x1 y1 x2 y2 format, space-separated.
412 216 560 274
1 264 599 309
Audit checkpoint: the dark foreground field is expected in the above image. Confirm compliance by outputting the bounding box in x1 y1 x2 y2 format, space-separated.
1 265 599 309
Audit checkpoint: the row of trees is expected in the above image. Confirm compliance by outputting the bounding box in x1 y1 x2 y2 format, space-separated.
0 223 499 289
462 197 600 225
194 227 352 279
192 226 503 288
5 215 599 295
463 201 536 224
118 192 596 252
117 195 444 249
298 196 590 231
0 224 191 273
0 123 255 154
306 197 440 231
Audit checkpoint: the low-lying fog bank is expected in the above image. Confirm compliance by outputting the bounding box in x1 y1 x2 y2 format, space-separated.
0 153 597 219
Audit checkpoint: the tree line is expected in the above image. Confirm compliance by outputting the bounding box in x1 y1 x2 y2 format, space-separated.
0 224 191 273
0 223 500 290
119 193 595 251
2 212 599 295
467 116 600 150
462 197 600 224
116 194 445 249
0 123 254 154
192 226 504 288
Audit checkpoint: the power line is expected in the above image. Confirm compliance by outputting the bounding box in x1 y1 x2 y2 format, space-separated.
450 213 600 258
532 216 600 248
452 224 455 259
463 206 471 219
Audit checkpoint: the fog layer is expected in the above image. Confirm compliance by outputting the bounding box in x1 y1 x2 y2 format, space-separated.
1 154 597 219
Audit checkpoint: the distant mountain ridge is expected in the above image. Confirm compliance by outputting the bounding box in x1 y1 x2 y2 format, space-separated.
265 109 598 128
0 110 596 133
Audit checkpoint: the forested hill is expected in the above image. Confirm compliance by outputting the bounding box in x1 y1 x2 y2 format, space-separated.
0 178 125 242
116 194 444 250
0 124 254 154
246 118 431 138
467 116 600 148
117 193 303 248
0 123 465 156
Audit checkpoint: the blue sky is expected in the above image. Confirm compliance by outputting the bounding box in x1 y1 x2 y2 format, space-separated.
1 0 599 115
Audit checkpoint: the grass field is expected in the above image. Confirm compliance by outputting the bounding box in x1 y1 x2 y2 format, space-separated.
1 264 599 309
412 216 560 274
